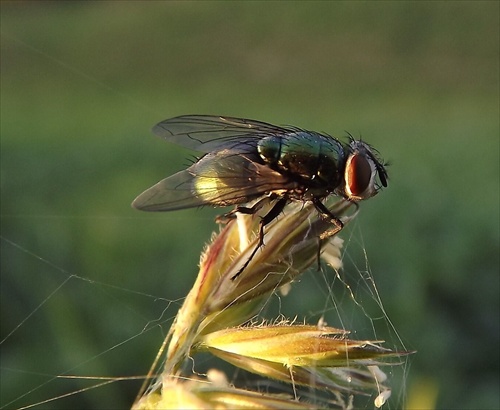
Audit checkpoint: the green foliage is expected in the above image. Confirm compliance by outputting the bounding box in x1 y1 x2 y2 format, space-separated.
1 2 498 409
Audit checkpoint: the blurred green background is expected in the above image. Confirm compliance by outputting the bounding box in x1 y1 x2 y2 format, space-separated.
1 1 498 409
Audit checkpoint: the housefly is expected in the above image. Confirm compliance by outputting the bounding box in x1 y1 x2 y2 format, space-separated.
133 115 388 279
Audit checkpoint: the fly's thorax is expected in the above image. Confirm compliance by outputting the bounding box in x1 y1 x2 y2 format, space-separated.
256 135 282 164
257 132 344 190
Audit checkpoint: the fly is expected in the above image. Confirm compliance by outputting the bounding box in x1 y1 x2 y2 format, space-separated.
133 115 388 279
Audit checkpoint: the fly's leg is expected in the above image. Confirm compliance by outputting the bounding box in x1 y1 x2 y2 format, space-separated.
316 237 322 271
215 196 271 224
312 198 358 240
231 197 288 280
312 199 359 271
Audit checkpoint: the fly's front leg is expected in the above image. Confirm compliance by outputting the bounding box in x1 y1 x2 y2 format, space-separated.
316 237 322 271
312 199 357 240
231 197 288 280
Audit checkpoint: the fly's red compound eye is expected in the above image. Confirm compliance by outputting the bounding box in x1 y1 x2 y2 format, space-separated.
345 153 374 199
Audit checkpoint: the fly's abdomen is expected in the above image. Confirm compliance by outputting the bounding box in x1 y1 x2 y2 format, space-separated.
257 132 344 191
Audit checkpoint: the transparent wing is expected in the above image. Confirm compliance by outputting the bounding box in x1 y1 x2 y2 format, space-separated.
132 151 296 211
132 169 207 211
151 115 293 153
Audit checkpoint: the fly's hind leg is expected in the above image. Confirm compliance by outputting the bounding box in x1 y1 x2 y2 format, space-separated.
215 196 270 224
231 197 288 280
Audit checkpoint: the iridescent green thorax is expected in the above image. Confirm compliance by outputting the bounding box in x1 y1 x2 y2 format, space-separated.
257 131 345 195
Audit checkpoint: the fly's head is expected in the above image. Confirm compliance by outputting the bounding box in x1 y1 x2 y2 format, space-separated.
340 138 388 202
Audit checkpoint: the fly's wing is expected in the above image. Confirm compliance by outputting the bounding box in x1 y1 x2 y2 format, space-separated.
152 115 293 153
132 168 206 211
132 150 296 211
